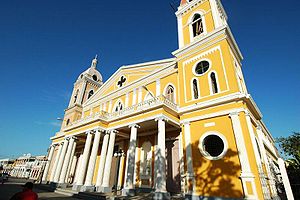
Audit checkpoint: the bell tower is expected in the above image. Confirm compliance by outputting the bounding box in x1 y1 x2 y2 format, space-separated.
176 0 228 48
61 56 103 129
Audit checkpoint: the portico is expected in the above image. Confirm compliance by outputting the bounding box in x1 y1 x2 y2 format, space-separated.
45 107 181 196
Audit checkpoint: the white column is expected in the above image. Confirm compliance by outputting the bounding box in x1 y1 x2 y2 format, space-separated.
122 124 139 195
101 130 117 192
132 89 137 105
229 112 257 199
42 144 55 182
59 137 76 184
177 14 184 48
155 117 167 193
278 158 294 200
73 154 83 184
54 138 69 182
83 129 102 190
108 100 112 113
50 143 63 182
257 126 277 198
95 133 110 189
183 121 195 194
65 142 77 183
209 0 223 28
138 87 142 103
245 112 270 199
125 93 129 108
73 131 93 189
156 79 161 97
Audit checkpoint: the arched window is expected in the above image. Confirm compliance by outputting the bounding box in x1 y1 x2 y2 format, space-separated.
192 13 204 37
115 101 123 112
66 119 70 126
165 85 175 103
210 72 219 94
73 89 79 103
88 90 94 99
192 79 199 99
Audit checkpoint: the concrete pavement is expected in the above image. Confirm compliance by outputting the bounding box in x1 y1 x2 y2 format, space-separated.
0 178 80 200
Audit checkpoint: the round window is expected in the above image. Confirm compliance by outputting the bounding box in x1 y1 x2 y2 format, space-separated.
92 75 97 81
199 132 227 160
194 61 210 75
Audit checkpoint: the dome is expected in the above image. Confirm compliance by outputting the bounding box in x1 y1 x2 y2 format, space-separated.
77 56 103 84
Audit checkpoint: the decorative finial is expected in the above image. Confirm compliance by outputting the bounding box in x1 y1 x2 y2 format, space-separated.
91 54 98 68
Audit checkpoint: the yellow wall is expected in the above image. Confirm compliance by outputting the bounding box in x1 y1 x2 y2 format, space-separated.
188 115 243 198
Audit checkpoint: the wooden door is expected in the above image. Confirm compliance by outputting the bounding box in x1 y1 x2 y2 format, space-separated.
166 139 181 193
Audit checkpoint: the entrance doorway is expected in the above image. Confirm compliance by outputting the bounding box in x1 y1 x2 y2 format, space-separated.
166 138 181 193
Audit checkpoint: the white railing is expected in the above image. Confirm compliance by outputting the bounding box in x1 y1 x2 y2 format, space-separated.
66 95 177 129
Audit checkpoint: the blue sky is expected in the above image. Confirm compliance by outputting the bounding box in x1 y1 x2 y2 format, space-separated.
0 0 299 158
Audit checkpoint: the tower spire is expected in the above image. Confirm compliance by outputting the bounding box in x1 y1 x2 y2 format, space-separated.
91 54 98 68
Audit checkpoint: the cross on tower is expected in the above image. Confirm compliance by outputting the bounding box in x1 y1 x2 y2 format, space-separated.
117 76 126 87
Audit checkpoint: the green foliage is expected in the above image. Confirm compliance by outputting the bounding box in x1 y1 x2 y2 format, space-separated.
276 132 300 169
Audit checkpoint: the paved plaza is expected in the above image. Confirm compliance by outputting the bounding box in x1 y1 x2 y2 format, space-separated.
0 178 80 200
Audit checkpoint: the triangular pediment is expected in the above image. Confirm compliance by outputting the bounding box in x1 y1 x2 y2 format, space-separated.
84 58 175 105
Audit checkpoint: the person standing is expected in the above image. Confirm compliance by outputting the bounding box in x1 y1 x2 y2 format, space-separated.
9 182 38 200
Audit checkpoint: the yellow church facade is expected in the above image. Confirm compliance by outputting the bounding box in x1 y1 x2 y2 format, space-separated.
41 0 292 199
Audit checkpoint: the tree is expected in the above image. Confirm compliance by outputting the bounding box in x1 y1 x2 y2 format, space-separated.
276 132 300 199
276 132 300 169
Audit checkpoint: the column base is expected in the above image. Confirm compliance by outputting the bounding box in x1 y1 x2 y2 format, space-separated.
153 191 170 200
95 186 103 193
102 186 112 193
57 183 68 189
122 188 135 196
41 181 48 184
80 185 95 192
72 184 82 191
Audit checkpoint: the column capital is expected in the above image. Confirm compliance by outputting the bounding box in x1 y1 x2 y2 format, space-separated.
128 124 140 129
229 112 240 118
181 121 190 126
155 116 168 122
85 130 93 135
108 129 119 134
50 143 58 148
244 110 251 117
256 125 262 131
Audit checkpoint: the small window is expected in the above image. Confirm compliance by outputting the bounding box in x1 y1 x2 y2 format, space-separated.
192 14 204 37
66 119 70 126
192 79 199 99
92 75 97 81
88 90 94 99
115 101 123 112
165 85 175 103
210 72 219 94
195 61 210 75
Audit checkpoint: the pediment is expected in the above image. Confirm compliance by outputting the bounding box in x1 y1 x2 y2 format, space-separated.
84 58 175 105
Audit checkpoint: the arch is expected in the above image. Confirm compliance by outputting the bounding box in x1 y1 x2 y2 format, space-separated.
113 99 124 112
189 11 207 41
88 90 94 99
191 78 200 100
164 84 176 103
208 71 220 95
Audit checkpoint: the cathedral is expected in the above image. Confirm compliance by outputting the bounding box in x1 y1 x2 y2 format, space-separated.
41 0 293 199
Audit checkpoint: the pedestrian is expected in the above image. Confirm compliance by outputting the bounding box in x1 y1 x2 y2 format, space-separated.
9 182 38 200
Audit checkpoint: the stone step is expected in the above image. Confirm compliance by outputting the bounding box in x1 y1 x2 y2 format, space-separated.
55 188 79 196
